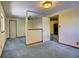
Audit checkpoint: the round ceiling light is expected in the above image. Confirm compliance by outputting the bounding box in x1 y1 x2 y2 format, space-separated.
42 1 52 8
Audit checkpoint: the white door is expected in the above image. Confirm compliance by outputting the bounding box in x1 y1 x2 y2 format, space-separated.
9 20 16 38
42 17 50 42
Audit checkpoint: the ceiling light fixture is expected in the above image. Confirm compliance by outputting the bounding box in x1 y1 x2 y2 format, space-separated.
42 1 52 8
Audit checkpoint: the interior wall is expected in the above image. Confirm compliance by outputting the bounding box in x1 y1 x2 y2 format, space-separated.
17 19 25 37
26 17 43 44
7 18 25 38
50 20 53 34
6 18 9 38
0 2 6 56
49 7 79 48
26 17 50 44
28 18 42 29
59 7 79 47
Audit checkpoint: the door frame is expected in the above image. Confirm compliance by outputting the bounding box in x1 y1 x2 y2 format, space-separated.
9 20 17 38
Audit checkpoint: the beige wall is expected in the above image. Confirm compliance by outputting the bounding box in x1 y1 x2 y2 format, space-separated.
6 18 9 38
0 2 6 56
27 30 42 44
26 17 43 44
17 19 25 37
7 18 25 38
26 17 50 44
49 7 79 48
59 7 79 47
28 18 42 29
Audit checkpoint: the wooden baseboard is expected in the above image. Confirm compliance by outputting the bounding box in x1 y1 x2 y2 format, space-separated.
8 36 25 38
26 41 43 46
6 37 10 39
59 42 79 49
16 36 25 38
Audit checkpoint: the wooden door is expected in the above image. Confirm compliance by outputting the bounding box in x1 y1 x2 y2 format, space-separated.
9 20 17 38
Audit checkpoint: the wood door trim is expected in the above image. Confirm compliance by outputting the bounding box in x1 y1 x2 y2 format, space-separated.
9 20 17 38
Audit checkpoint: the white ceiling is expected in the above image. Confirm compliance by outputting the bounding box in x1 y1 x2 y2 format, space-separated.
1 1 79 18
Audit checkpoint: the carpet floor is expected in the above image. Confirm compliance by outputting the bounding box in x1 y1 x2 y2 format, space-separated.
1 37 79 58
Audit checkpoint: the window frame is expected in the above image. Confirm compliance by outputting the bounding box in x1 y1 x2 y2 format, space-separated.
0 13 5 33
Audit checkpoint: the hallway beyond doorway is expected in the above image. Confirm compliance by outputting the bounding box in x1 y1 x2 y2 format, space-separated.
50 15 59 42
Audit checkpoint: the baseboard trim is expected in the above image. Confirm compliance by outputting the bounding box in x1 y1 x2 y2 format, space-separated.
26 41 43 46
16 36 25 38
6 37 10 39
59 42 79 49
7 36 25 39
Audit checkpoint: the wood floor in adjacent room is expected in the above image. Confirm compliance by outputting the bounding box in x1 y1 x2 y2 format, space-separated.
1 37 79 58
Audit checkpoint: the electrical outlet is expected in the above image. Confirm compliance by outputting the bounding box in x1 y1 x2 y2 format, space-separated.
76 42 79 45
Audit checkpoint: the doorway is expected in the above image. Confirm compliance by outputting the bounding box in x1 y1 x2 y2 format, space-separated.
50 15 59 42
9 20 17 38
